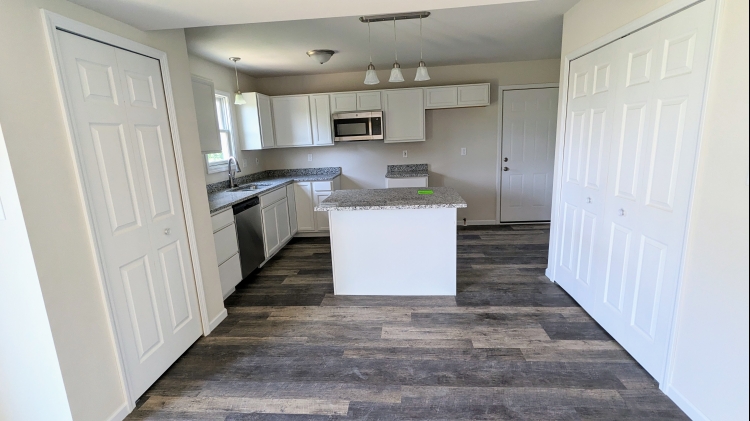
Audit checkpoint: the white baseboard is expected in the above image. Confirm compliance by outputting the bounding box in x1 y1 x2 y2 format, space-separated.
665 385 709 421
221 287 235 300
207 308 228 334
107 402 129 421
294 232 329 237
456 219 497 226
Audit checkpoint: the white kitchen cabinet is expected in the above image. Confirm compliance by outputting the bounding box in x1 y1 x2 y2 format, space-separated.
457 84 490 107
309 94 333 146
314 191 332 231
385 176 428 188
357 91 382 110
294 182 315 231
286 184 298 234
382 88 425 142
210 208 242 298
271 95 313 147
238 92 275 150
276 199 292 244
261 197 292 258
191 75 222 153
424 86 458 109
330 93 357 113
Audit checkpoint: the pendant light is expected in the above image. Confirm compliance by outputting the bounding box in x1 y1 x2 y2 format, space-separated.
389 17 404 83
414 15 431 81
363 20 380 85
230 57 246 105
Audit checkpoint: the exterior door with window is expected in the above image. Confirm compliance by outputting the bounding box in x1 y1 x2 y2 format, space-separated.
57 31 203 399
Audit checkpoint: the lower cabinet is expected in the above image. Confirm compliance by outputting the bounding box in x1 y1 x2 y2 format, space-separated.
210 208 242 299
286 184 298 234
261 196 292 258
385 176 428 188
294 176 340 233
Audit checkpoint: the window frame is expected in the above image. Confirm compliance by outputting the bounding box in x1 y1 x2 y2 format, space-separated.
205 90 240 174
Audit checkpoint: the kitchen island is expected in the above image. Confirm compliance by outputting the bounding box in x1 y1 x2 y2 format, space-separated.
316 187 467 295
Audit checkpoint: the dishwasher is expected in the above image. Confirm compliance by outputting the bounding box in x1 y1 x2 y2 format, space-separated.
233 197 266 278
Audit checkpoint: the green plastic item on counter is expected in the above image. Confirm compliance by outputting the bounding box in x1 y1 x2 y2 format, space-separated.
417 189 434 195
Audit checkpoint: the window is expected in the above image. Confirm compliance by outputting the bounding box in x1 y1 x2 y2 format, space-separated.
205 92 238 174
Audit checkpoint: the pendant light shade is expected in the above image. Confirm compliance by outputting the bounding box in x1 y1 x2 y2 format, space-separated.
230 57 246 105
363 21 380 85
414 16 430 81
389 18 404 83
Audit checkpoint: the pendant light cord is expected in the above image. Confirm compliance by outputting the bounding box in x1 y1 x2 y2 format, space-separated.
419 16 423 60
233 60 240 92
368 20 372 63
393 17 398 62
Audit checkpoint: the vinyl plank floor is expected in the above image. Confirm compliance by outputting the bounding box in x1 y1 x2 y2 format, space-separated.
126 226 687 421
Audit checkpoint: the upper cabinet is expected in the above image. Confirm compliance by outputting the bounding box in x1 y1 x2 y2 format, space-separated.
191 75 222 153
424 83 490 109
272 95 314 147
309 94 333 146
383 88 425 143
356 92 382 110
238 92 275 150
330 91 382 113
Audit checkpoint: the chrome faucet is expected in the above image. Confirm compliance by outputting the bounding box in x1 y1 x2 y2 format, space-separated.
227 156 241 188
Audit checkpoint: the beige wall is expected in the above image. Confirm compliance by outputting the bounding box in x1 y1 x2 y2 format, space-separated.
188 55 266 184
558 0 749 419
255 60 561 222
0 0 225 419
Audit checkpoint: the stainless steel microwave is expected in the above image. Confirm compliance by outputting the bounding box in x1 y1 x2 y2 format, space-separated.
332 111 384 141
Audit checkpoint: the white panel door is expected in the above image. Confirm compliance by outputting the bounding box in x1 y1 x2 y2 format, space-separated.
500 88 559 222
57 31 202 399
554 44 618 311
271 96 313 147
294 182 315 231
383 89 425 142
593 1 714 380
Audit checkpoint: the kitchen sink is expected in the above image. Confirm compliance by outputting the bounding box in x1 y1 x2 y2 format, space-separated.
229 183 272 192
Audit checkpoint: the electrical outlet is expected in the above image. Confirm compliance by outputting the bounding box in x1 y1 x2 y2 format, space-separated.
402 150 408 158
242 159 248 167
460 148 467 156
308 154 313 162
255 157 259 165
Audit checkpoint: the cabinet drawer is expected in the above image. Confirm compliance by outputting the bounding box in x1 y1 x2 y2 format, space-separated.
211 208 234 233
218 253 242 298
312 181 333 192
260 187 287 208
214 223 238 265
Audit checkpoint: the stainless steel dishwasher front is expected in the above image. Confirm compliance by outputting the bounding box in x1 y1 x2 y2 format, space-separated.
233 196 265 278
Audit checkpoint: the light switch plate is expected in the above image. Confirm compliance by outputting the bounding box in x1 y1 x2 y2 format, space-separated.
461 148 467 156
308 154 313 162
402 150 408 158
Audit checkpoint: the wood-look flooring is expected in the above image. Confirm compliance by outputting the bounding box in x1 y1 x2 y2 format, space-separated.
126 225 688 420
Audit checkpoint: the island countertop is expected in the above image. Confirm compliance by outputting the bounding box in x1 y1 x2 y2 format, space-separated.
316 187 467 211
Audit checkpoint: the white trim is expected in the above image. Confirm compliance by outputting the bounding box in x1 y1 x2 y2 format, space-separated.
105 403 129 421
293 232 330 237
544 0 721 396
208 308 228 332
664 384 710 421
41 10 213 409
495 83 559 224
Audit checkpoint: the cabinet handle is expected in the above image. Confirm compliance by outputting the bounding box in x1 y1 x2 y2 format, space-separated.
503 157 509 162
619 209 626 216
164 228 171 235
503 167 509 171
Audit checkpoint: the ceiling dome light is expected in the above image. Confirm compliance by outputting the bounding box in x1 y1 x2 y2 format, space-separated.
363 20 380 85
229 57 246 105
414 16 430 81
306 49 335 64
389 18 404 83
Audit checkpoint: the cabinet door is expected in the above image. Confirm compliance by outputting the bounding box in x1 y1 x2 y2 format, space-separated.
272 96 313 147
310 94 333 146
294 182 315 231
286 184 298 234
257 94 276 148
275 198 292 244
457 84 490 107
191 75 221 152
261 205 279 257
357 91 382 110
314 192 331 231
330 93 357 113
214 223 239 265
218 253 242 298
424 86 458 109
383 89 425 142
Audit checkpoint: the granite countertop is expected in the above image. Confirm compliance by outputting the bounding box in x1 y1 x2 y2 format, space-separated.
385 163 429 178
315 187 466 211
208 167 341 214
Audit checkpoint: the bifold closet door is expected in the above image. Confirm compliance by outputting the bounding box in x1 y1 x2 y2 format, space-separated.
57 31 202 399
556 0 715 381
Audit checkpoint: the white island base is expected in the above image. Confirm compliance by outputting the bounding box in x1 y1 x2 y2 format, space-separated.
329 207 457 295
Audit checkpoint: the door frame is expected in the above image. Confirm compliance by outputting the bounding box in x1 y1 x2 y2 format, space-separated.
41 10 213 411
495 83 559 224
544 0 722 401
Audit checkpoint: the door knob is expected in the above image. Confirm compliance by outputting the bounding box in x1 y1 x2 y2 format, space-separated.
164 228 171 235
619 209 626 216
503 157 509 162
503 167 509 171
586 197 592 204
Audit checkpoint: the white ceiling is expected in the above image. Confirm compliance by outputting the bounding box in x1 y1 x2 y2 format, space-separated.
185 0 578 78
66 0 538 31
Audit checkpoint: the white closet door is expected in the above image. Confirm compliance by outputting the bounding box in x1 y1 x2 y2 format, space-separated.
555 43 619 311
500 88 559 222
57 31 202 399
593 1 714 380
